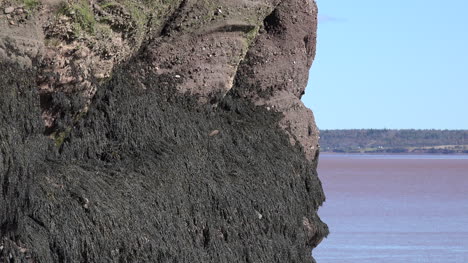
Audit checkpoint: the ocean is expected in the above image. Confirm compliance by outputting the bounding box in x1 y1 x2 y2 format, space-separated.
313 154 468 263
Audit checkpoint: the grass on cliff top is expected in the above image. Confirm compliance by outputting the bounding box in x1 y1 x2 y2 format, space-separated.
59 0 96 36
58 0 176 40
23 0 38 9
1 0 39 10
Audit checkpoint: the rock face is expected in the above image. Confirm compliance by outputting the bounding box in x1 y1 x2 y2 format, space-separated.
0 0 327 262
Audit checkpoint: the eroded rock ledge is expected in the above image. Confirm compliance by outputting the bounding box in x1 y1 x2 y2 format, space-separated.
0 0 328 262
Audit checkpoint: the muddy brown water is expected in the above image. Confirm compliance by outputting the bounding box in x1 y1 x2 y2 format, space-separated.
314 154 468 263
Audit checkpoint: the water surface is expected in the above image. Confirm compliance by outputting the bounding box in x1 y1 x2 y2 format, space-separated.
314 154 468 262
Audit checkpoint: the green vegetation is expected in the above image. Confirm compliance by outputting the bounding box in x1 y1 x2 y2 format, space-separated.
97 0 178 29
245 26 259 45
98 1 118 9
53 0 179 43
59 1 97 36
44 37 61 47
320 129 468 154
23 0 39 9
51 129 70 148
0 0 39 10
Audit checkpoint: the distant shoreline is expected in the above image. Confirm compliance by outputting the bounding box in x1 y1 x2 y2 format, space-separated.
319 129 468 155
318 152 468 160
320 151 468 155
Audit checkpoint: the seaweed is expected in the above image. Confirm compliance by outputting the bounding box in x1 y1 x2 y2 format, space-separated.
0 57 327 262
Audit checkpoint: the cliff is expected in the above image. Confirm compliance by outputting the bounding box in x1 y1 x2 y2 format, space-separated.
0 0 328 262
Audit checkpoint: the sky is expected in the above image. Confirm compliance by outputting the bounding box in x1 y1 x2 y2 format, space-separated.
302 0 468 130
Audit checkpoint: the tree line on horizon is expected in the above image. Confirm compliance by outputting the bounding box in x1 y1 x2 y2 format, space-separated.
319 129 468 154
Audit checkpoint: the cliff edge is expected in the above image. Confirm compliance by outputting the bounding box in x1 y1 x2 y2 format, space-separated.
0 0 328 262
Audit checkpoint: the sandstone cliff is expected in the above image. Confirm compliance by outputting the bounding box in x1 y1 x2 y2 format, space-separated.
0 0 328 262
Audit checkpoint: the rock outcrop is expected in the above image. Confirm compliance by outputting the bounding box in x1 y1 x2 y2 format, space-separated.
0 0 327 262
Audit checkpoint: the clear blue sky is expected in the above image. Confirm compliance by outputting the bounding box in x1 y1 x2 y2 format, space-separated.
302 0 468 129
